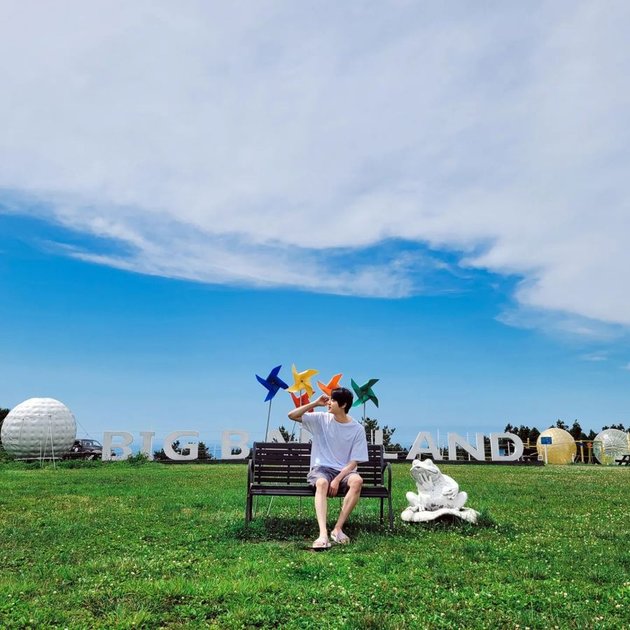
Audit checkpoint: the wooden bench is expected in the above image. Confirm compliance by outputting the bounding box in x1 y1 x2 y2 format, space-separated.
615 454 630 465
245 442 394 529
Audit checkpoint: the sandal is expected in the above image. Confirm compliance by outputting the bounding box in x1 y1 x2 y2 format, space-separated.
310 536 331 550
330 531 350 545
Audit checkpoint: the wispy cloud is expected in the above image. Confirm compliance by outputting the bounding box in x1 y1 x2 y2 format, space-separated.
580 352 608 362
1 1 630 328
496 306 629 343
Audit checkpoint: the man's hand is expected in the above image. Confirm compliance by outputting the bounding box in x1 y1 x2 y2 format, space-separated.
288 394 328 420
328 478 340 497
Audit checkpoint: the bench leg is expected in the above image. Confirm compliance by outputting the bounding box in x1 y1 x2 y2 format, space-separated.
245 493 253 526
380 498 384 524
388 494 394 530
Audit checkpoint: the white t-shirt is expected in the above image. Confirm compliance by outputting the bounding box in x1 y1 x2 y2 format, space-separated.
302 412 369 471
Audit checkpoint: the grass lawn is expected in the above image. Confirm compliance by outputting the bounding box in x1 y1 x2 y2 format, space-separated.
0 460 628 629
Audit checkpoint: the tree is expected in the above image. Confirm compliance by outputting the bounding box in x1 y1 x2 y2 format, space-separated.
197 441 213 460
602 423 626 431
529 426 541 443
0 407 9 459
275 425 292 442
504 424 540 444
569 420 587 440
153 440 214 461
554 419 569 431
0 407 8 435
359 417 405 451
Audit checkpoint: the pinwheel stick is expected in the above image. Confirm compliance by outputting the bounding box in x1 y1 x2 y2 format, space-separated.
264 399 273 441
258 398 273 520
289 389 302 441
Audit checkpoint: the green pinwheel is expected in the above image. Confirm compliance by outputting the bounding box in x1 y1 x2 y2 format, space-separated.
351 378 379 419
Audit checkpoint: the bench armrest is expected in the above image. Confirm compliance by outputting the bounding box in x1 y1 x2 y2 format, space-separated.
384 461 392 494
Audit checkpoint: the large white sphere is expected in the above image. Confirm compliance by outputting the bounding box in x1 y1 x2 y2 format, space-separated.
593 429 630 465
1 398 77 459
536 428 576 464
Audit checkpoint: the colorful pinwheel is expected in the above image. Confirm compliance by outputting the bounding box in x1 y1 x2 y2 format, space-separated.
256 365 289 440
287 364 318 440
256 365 289 402
351 378 379 420
286 364 318 398
317 373 343 396
290 391 310 408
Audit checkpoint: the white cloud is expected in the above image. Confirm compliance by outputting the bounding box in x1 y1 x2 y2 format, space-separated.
1 1 630 325
580 352 608 362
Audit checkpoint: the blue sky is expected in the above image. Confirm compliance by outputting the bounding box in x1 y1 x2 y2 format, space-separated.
1 1 630 449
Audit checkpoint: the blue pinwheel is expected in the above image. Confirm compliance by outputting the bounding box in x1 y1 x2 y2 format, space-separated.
256 365 289 402
351 378 379 420
256 365 289 440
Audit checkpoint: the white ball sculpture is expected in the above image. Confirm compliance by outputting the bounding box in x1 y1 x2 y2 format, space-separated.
593 429 630 465
1 398 77 459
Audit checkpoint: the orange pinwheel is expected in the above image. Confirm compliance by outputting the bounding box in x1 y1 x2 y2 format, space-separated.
286 364 318 398
317 373 343 396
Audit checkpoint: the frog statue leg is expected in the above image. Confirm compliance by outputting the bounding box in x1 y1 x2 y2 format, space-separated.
406 489 431 511
405 490 421 510
452 490 468 509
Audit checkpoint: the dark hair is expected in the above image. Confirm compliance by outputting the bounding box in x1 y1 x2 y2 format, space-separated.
331 387 353 413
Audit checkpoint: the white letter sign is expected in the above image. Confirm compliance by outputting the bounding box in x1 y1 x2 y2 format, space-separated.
407 431 442 460
222 430 249 459
448 433 486 461
490 432 524 461
102 431 133 461
164 431 199 461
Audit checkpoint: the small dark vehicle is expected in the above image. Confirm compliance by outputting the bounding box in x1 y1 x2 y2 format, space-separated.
64 438 104 460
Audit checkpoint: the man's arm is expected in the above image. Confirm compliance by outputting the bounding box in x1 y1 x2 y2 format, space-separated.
287 394 328 422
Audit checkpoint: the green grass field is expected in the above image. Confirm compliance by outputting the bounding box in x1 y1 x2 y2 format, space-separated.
0 460 628 629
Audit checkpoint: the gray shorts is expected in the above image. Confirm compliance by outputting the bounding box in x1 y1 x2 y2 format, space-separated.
307 465 360 491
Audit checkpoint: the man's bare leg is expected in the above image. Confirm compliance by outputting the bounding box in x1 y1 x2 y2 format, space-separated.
331 475 363 541
314 478 329 542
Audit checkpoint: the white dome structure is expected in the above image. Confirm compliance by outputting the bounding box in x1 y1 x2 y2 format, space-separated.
593 429 630 465
1 398 77 459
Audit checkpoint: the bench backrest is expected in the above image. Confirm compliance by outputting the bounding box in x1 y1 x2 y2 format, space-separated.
251 442 385 486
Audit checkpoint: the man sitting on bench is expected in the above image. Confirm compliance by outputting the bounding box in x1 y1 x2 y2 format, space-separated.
288 387 369 549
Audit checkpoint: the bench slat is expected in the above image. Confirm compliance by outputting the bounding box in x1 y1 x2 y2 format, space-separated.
253 475 384 485
250 485 390 498
253 468 383 482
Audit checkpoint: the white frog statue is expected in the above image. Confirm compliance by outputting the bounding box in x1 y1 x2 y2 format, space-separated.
401 458 479 523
